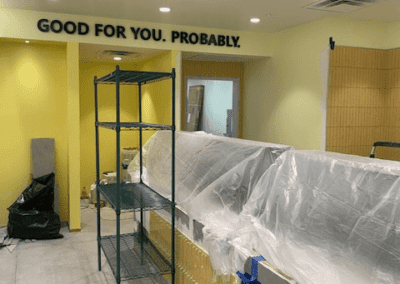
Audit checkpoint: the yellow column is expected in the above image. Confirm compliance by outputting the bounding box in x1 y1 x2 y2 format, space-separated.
67 42 81 232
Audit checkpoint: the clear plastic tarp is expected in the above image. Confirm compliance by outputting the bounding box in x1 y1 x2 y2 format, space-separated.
128 131 293 219
236 150 400 284
129 133 400 284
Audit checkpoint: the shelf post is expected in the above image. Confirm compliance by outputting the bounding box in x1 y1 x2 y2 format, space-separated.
171 68 176 284
115 65 121 284
139 82 143 181
138 82 145 265
94 77 102 272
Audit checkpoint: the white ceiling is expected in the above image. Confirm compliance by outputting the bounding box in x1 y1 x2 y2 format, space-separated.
1 0 399 34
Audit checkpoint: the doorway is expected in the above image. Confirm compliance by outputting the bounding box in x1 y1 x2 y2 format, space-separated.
185 77 239 137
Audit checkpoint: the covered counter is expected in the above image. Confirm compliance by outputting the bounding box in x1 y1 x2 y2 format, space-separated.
129 132 400 284
232 150 400 284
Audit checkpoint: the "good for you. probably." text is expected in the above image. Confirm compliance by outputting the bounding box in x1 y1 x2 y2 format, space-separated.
37 19 241 48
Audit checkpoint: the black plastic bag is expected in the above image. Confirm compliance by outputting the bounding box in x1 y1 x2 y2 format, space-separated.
7 172 63 239
7 210 63 239
9 172 55 212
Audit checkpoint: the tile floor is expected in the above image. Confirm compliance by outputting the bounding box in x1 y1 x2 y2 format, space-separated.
0 199 158 284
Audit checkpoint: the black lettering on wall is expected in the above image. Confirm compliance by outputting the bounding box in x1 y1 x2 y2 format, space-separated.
218 35 226 46
226 36 233 47
37 19 50 32
35 20 242 48
95 24 103 36
78 22 90 35
50 20 63 33
232 36 240 48
200 33 208 45
171 31 180 43
131 27 140 39
152 29 162 41
64 21 77 35
189 33 199 44
116 26 126 38
180 32 189 44
208 34 217 46
104 25 115 37
140 28 151 40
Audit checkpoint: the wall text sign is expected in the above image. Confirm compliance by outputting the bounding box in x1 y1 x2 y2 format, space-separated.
37 19 241 48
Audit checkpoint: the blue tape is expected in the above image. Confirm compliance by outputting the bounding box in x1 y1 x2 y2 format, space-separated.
236 255 264 284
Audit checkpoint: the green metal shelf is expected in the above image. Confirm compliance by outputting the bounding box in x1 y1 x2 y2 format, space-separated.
95 65 176 284
98 183 172 211
95 69 172 85
96 122 173 131
101 233 171 282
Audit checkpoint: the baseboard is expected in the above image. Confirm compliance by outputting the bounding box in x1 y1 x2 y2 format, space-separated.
69 228 81 233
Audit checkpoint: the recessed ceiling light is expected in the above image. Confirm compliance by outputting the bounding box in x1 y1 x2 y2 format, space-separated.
160 7 171 13
25 40 30 43
250 18 260 23
114 56 122 61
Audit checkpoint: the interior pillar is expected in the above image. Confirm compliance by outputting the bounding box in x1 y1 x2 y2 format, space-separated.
67 42 81 232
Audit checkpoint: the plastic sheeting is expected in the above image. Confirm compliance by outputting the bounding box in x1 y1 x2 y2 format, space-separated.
238 150 400 284
129 133 400 284
128 131 292 219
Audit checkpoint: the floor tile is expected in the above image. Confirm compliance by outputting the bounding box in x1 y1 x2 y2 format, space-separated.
0 244 17 284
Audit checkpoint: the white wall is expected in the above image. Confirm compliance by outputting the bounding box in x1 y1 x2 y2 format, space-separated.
203 80 233 135
187 79 233 135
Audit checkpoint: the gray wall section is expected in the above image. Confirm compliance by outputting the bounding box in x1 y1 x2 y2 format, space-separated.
32 138 55 178
31 138 60 215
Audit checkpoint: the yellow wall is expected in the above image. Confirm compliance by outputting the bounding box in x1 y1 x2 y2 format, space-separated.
80 51 176 196
0 39 69 226
80 62 140 195
243 17 390 149
181 60 245 136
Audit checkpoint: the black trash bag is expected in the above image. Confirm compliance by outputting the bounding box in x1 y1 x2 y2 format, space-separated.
7 172 63 239
7 210 63 240
9 172 55 212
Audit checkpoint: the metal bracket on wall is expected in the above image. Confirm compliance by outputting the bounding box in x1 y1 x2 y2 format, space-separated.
330 37 335 50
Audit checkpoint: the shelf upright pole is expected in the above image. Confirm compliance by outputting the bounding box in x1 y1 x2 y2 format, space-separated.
171 68 176 284
115 66 121 284
138 82 144 265
94 76 102 272
139 82 143 181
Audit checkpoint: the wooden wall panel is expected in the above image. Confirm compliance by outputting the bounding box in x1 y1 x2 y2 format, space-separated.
327 46 387 158
382 49 400 161
328 46 400 161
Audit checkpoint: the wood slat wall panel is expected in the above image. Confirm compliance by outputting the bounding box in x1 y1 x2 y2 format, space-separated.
328 47 400 161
